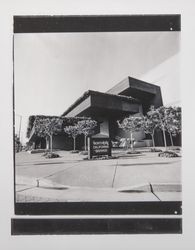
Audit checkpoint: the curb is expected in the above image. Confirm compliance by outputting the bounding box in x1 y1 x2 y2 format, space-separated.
36 178 69 190
151 183 182 192
117 183 181 193
117 183 151 193
16 175 69 190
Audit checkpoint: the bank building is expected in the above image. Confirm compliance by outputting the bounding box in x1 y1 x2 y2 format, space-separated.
27 76 169 150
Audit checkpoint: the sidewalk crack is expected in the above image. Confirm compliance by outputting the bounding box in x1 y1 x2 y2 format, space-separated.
149 183 161 201
111 161 118 188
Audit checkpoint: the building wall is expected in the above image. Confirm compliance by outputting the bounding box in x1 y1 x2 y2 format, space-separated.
52 134 69 150
52 134 84 150
99 118 109 136
91 94 141 114
34 137 46 149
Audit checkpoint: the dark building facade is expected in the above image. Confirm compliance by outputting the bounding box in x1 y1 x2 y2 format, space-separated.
61 76 163 148
28 76 166 150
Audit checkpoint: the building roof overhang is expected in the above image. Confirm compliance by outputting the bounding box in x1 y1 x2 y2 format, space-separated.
107 76 159 95
62 90 141 117
106 76 163 108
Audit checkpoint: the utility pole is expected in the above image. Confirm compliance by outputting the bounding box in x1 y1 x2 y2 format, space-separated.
16 114 22 146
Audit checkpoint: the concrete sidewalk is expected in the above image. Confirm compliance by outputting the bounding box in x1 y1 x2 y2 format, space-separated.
15 150 182 202
16 175 181 202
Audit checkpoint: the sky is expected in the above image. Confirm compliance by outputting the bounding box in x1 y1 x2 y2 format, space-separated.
14 31 180 144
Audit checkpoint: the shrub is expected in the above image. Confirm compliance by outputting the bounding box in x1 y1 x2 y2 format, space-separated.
126 150 141 155
173 147 181 151
150 148 162 152
44 152 60 158
83 155 118 160
30 149 49 154
158 151 180 158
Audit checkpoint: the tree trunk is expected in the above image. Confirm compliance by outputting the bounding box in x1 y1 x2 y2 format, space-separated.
169 132 174 147
162 128 167 150
73 137 76 151
151 133 155 148
126 138 129 150
84 135 87 151
50 135 53 153
130 132 133 152
45 136 49 149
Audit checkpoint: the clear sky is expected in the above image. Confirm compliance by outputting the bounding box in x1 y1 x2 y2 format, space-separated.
14 31 180 144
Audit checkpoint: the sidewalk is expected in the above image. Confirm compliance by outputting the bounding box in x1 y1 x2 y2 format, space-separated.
16 183 158 203
15 150 181 202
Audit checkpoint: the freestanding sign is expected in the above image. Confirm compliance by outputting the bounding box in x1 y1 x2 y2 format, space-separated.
88 134 111 159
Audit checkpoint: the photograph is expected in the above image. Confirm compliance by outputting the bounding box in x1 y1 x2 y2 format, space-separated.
12 15 182 234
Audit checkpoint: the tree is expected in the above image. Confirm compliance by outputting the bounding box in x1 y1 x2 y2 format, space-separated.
165 106 181 147
34 117 63 152
148 106 181 149
117 116 143 151
141 115 158 148
77 119 97 151
15 134 22 152
148 106 168 149
64 125 80 151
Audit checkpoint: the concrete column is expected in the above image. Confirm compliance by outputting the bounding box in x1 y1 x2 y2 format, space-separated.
99 118 109 136
46 136 50 150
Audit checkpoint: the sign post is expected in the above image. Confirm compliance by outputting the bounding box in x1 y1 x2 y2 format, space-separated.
88 134 111 159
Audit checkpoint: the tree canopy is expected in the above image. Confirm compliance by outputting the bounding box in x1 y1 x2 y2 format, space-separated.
118 116 143 133
77 119 97 137
33 116 63 152
64 125 81 151
118 106 181 149
64 125 80 139
118 116 143 151
34 117 63 138
77 119 97 151
26 115 90 138
145 106 181 148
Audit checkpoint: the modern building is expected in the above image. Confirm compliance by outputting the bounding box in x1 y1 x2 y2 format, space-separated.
27 76 168 150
